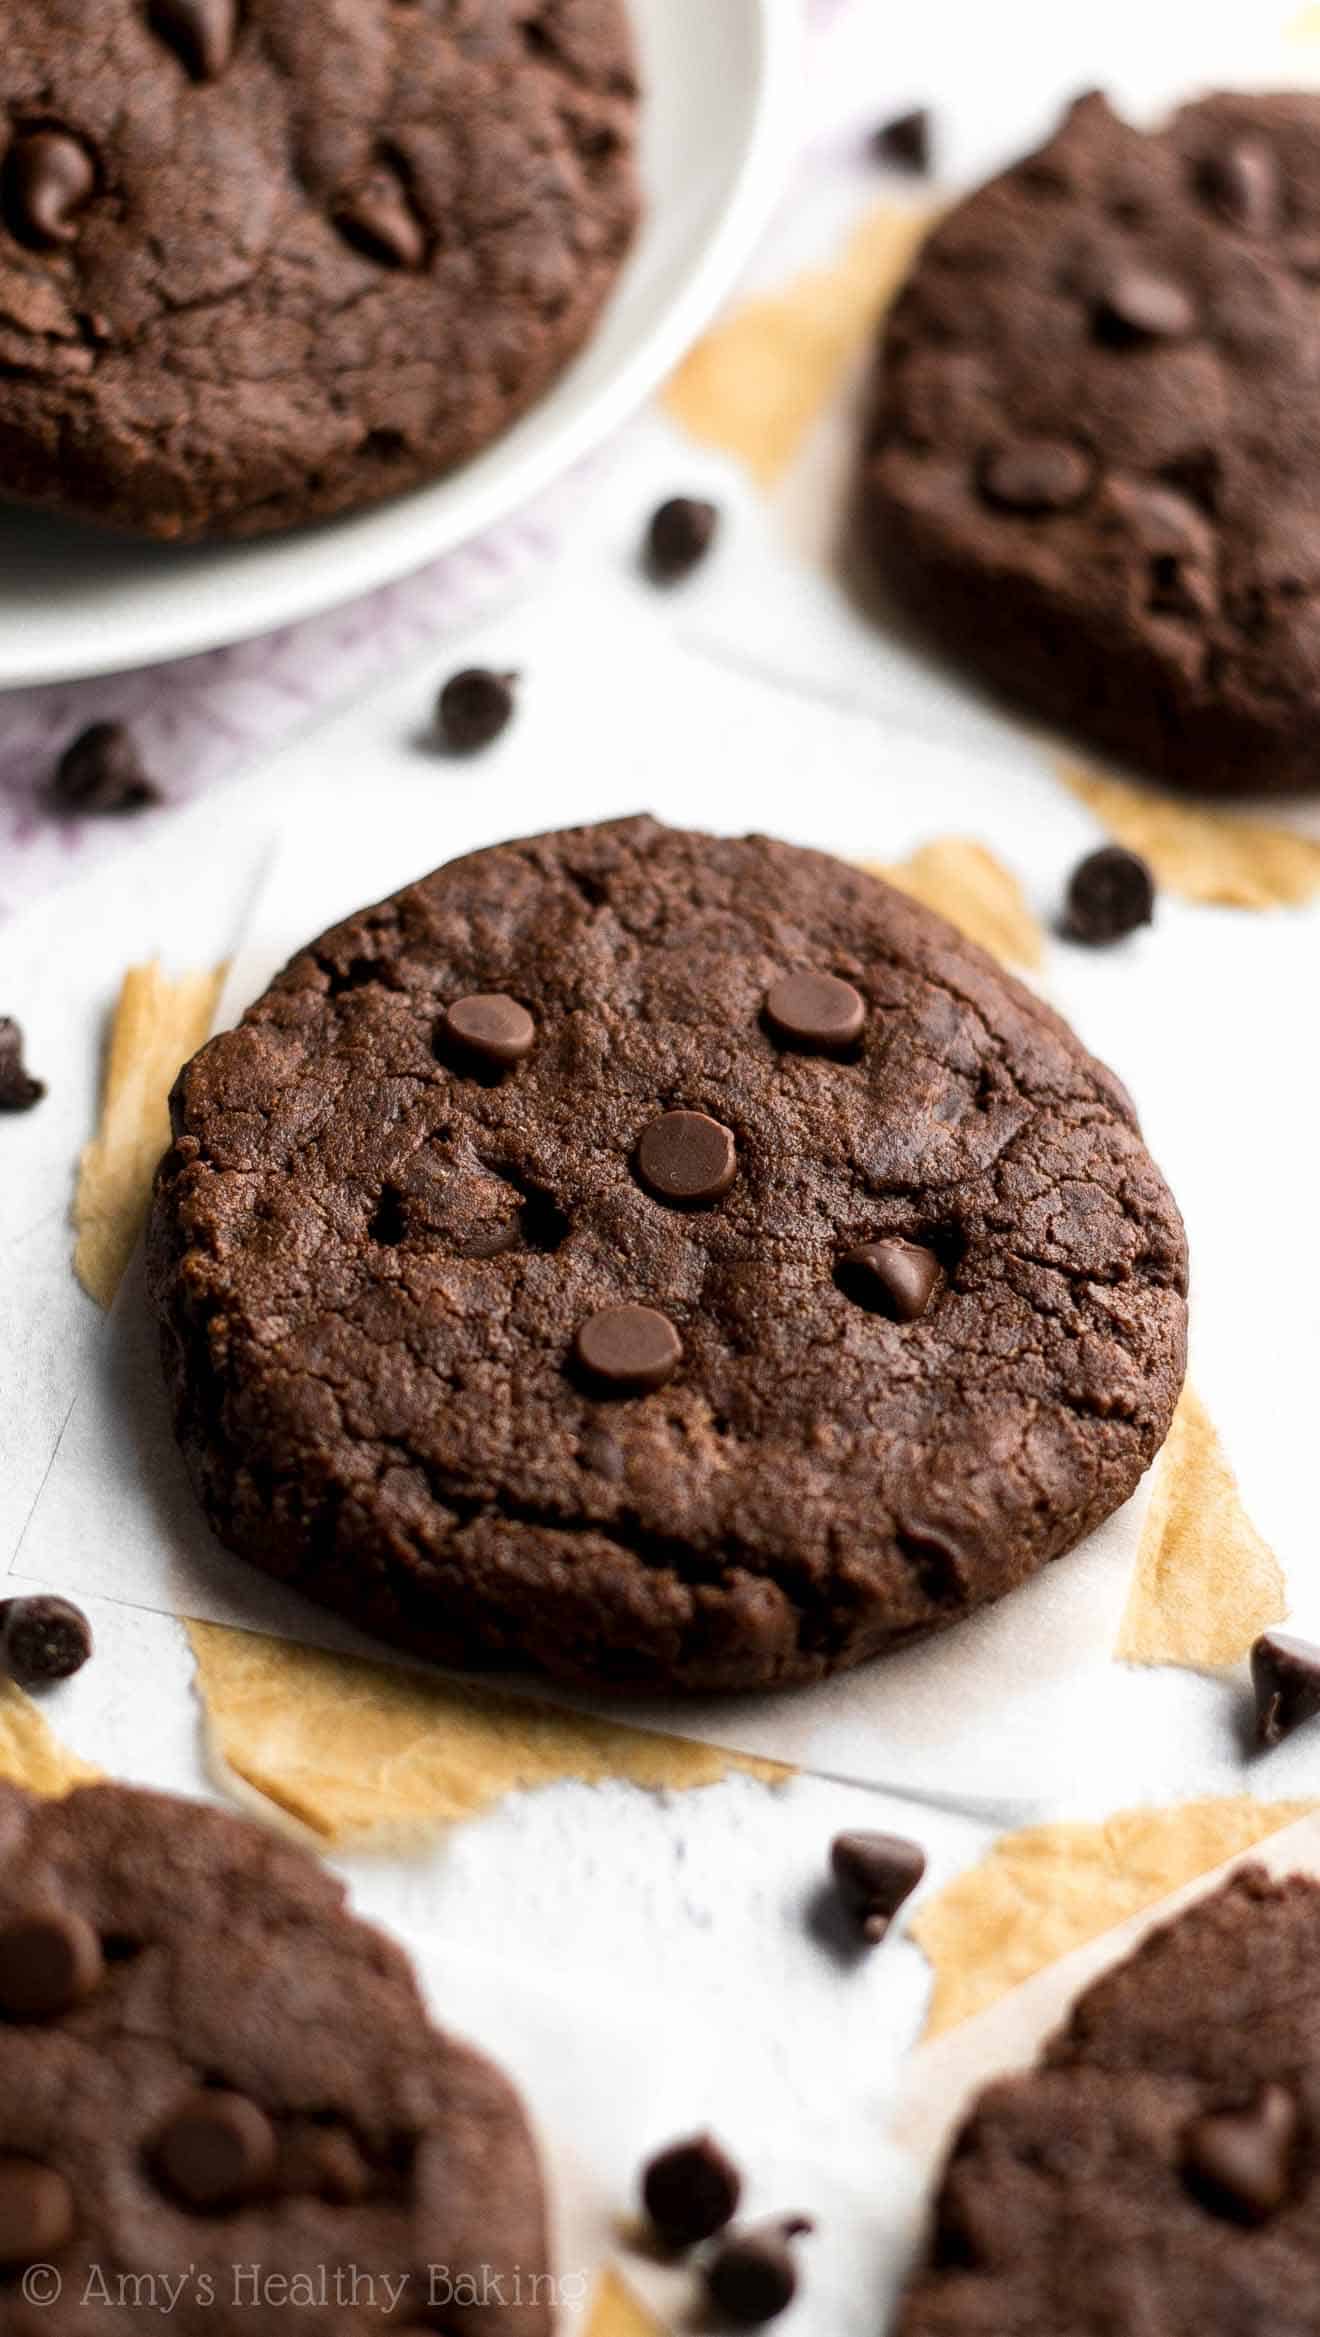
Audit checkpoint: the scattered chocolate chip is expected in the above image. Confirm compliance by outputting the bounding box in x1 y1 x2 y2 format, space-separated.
1095 269 1195 345
764 971 866 1055
837 1239 939 1325
1198 138 1277 234
705 2219 812 2327
436 668 518 752
148 0 238 79
439 993 536 1072
636 1110 737 1206
0 2155 75 2267
51 722 160 815
1251 1629 1320 1748
1 1596 94 1689
642 2132 742 2248
155 2090 277 2210
3 130 95 248
575 1304 682 1394
0 1910 104 2022
979 438 1091 515
646 497 719 583
1063 845 1155 944
1182 2085 1297 2224
830 1829 926 1943
0 1019 45 1113
334 169 427 269
872 108 932 174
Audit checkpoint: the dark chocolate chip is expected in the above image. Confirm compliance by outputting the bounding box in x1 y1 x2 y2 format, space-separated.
872 108 932 174
636 1111 737 1205
1182 2086 1297 2224
1095 269 1195 345
575 1304 682 1394
642 2132 742 2248
4 131 95 248
764 971 866 1055
1063 845 1155 944
0 2156 75 2267
646 497 719 583
1198 138 1277 234
334 169 427 269
436 668 518 752
148 0 239 79
979 439 1091 515
1 1597 94 1689
440 993 536 1072
1251 1630 1320 1748
705 2220 811 2326
837 1239 940 1324
51 722 160 815
0 1910 104 2022
830 1830 926 1943
0 1019 45 1113
155 2091 277 2210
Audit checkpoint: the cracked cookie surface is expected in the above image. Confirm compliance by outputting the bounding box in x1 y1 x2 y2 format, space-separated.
859 91 1320 795
0 0 639 540
0 1780 549 2333
148 815 1187 1697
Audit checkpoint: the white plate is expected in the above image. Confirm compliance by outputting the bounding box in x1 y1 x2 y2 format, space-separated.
0 0 798 690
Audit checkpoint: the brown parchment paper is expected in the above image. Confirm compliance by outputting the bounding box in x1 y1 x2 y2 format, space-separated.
74 960 226 1308
867 839 1045 971
1116 1384 1286 1669
663 201 934 488
910 1795 1314 2040
0 1681 99 1796
1058 760 1320 911
188 1622 786 1846
585 2268 663 2337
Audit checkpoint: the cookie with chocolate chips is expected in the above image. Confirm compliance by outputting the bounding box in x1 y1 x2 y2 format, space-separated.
0 0 639 540
858 91 1320 795
0 1779 549 2331
898 1867 1320 2336
148 815 1187 1696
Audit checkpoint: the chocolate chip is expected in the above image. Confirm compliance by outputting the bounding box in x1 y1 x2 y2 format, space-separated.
0 1019 45 1114
275 2125 371 2205
872 108 932 174
0 1910 104 2022
575 1304 682 1394
439 993 536 1072
646 497 719 583
149 0 238 79
830 1830 926 1943
334 169 427 269
1198 138 1277 234
636 1111 737 1205
1063 845 1155 944
705 2220 812 2326
642 2132 742 2248
1182 2085 1297 2224
837 1239 940 1324
436 668 518 752
4 130 95 248
1 1597 94 1689
0 2156 75 2267
1251 1629 1320 1748
1095 269 1195 344
979 438 1091 515
155 2090 277 2210
51 722 160 815
764 971 866 1055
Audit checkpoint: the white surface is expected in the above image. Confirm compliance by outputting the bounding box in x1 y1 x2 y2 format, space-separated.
0 0 799 689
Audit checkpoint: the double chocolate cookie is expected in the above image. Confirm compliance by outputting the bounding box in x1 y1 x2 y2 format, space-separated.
148 816 1187 1697
860 92 1320 794
0 1780 549 2332
0 0 639 539
899 1867 1320 2335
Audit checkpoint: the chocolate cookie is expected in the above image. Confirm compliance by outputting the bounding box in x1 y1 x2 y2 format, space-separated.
859 91 1320 795
0 0 638 540
899 1867 1320 2335
148 815 1187 1697
0 1780 549 2332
